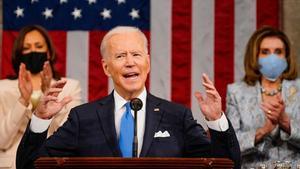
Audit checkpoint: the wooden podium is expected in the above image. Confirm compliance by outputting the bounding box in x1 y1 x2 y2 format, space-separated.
35 157 234 169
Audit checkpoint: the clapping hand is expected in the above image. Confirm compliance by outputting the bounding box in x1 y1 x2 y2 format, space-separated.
18 63 33 107
34 79 72 119
261 94 285 124
261 94 290 133
194 73 222 121
40 61 53 93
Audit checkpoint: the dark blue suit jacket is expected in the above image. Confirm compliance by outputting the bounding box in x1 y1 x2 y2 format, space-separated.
17 93 241 169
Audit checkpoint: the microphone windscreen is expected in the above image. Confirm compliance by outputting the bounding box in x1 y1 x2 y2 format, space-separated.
130 98 143 111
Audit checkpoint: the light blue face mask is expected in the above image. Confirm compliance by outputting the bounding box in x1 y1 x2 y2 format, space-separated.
258 53 287 82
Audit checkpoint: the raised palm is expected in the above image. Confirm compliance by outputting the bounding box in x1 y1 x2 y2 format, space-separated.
34 79 72 119
40 61 53 93
195 74 222 121
18 63 33 106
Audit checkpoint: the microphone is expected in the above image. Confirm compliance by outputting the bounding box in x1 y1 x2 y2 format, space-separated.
130 98 143 158
130 98 143 111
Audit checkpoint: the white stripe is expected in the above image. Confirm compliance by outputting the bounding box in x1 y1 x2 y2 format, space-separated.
66 31 89 103
149 0 172 100
234 0 257 82
192 0 215 127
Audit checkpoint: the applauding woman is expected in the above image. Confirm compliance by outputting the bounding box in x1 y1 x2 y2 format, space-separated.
0 25 82 169
226 26 300 168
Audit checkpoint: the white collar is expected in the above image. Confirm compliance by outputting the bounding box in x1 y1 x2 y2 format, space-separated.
113 88 147 112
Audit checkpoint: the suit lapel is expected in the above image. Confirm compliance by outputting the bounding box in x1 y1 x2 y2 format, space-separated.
96 93 121 156
140 94 163 157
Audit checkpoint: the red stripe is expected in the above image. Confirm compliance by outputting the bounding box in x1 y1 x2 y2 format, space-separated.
257 0 280 28
171 0 192 107
214 0 234 109
48 31 67 77
1 31 18 78
88 31 108 101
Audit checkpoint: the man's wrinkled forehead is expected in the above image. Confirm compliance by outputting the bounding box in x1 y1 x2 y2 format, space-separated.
107 32 145 53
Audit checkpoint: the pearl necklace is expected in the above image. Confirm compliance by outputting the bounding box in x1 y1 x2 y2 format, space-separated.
261 84 282 96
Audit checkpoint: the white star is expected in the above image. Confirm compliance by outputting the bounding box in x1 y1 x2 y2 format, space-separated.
116 0 126 5
87 0 97 5
31 0 39 4
71 8 82 20
129 8 139 20
60 0 68 4
42 8 53 19
100 8 111 20
14 6 24 18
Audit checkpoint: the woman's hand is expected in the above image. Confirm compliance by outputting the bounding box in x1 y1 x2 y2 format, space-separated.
261 94 285 124
18 63 33 107
255 118 276 143
194 73 222 121
40 61 53 93
261 94 290 134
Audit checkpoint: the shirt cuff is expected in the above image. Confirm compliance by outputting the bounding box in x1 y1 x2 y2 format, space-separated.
30 113 53 133
205 113 229 131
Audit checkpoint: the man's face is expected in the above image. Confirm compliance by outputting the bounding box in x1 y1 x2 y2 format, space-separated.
102 31 150 99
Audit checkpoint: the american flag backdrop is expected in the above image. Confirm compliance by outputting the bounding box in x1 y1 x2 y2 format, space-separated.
0 0 280 123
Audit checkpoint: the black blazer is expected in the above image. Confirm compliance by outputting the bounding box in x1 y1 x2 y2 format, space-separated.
17 93 241 169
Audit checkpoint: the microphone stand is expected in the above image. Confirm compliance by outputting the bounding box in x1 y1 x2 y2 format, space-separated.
133 109 138 158
130 98 143 158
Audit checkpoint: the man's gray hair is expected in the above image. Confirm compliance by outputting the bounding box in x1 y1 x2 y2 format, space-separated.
100 26 148 59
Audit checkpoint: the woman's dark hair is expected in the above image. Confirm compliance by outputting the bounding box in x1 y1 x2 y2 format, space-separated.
9 25 60 80
243 26 297 85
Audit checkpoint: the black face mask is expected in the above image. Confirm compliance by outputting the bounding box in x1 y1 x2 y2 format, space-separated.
20 52 48 74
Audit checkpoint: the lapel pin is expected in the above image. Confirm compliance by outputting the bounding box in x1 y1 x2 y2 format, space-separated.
154 108 160 112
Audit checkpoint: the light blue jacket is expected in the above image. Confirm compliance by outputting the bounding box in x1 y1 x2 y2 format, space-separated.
226 79 300 168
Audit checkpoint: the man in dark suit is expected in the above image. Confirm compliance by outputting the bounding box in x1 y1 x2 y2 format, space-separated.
17 26 241 169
